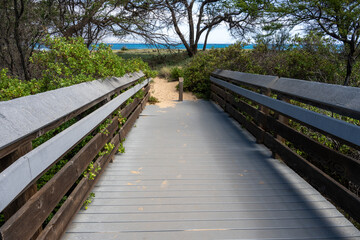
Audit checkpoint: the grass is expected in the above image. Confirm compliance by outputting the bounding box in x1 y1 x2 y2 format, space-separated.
148 96 159 104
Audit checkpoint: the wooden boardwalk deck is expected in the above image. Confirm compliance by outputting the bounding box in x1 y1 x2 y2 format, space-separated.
62 100 360 240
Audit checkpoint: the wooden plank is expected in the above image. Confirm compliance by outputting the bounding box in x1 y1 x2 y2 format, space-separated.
211 83 226 99
37 135 120 240
120 98 141 119
0 72 145 159
226 93 265 126
119 101 143 141
212 69 360 120
266 115 360 187
226 104 264 142
0 79 150 213
225 89 360 189
120 82 150 119
272 77 360 121
211 77 360 147
142 92 150 110
63 100 360 239
225 91 360 187
211 69 278 91
262 132 360 223
210 92 226 109
0 142 40 238
0 119 118 240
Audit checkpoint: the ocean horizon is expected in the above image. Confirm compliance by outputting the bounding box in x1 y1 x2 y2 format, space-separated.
99 43 254 50
35 42 255 50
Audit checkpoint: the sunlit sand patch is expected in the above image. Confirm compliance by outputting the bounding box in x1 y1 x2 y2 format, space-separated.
148 77 197 108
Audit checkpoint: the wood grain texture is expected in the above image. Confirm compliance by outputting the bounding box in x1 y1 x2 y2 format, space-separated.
63 100 360 239
0 119 118 240
211 75 360 225
38 134 120 240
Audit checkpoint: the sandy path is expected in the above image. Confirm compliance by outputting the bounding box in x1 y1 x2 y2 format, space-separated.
149 77 197 108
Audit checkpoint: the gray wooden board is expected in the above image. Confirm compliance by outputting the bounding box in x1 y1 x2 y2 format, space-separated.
211 77 360 146
212 69 360 120
0 71 144 151
63 100 359 239
0 79 150 212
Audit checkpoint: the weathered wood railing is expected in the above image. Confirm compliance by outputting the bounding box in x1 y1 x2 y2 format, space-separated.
0 72 150 240
210 69 360 223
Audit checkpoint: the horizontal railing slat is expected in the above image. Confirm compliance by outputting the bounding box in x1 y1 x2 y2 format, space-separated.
212 69 360 120
0 79 150 212
210 76 360 147
0 72 144 156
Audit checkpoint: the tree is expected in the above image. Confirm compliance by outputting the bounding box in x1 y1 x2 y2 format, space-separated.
49 0 119 48
267 0 360 86
111 0 264 57
0 0 51 80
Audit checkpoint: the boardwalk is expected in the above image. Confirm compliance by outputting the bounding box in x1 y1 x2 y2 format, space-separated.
63 100 360 240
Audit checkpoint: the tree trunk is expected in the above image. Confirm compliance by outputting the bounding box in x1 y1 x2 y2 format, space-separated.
13 0 31 81
343 48 355 86
186 44 197 57
202 26 212 51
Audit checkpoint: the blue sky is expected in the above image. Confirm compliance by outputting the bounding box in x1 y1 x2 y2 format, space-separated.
103 22 237 44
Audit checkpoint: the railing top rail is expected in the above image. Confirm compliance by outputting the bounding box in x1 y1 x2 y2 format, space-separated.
211 76 360 147
211 69 278 90
211 69 360 120
0 78 150 212
0 71 144 154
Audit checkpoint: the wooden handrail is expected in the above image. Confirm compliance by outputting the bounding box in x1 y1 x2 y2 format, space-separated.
0 73 151 240
211 76 360 147
0 79 149 213
210 70 360 224
212 69 360 120
0 72 144 159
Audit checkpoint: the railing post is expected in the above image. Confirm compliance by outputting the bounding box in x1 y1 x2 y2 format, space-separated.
179 77 183 101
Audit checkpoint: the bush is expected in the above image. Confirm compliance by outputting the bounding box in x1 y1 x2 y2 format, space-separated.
183 42 252 98
0 36 156 101
169 67 184 81
183 34 356 98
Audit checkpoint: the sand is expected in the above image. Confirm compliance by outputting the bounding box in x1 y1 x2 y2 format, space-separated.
149 77 197 108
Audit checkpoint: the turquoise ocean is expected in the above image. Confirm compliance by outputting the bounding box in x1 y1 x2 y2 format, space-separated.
100 43 254 50
36 43 255 50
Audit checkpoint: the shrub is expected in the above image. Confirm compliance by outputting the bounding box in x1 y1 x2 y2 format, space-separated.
183 42 252 98
183 34 356 98
0 36 156 101
169 67 184 81
148 96 159 104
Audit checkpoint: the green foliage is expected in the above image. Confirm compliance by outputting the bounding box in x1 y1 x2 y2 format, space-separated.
118 141 125 153
82 192 95 210
0 69 40 100
99 118 113 136
0 36 155 101
183 34 359 98
134 89 145 99
148 96 159 104
83 162 101 180
265 0 360 85
183 42 252 98
169 67 184 81
32 118 77 149
98 142 115 157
